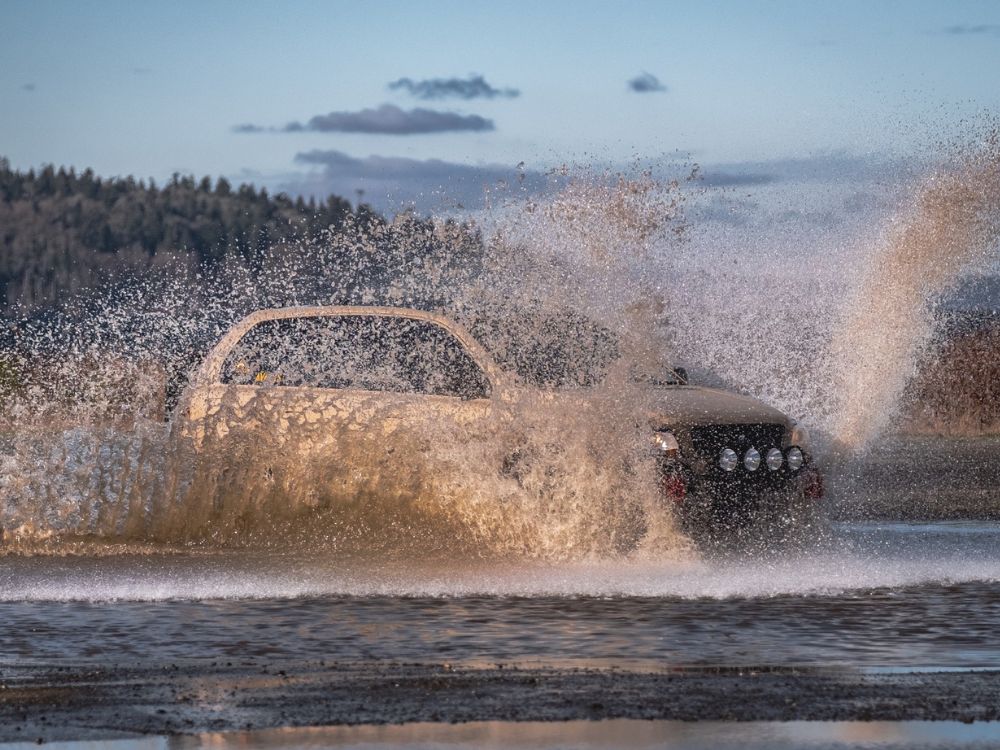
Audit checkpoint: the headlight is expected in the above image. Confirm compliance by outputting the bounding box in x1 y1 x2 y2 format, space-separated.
652 431 679 458
719 447 738 472
744 447 761 471
790 424 809 449
787 446 804 471
766 447 784 471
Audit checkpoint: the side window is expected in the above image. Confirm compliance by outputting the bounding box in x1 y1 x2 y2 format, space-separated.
221 315 491 399
394 318 492 399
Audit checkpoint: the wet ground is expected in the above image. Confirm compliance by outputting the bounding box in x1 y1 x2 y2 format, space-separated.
829 436 1000 520
5 720 1000 750
1 521 1000 744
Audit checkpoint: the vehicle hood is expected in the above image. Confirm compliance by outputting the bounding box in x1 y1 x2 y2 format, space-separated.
650 386 791 428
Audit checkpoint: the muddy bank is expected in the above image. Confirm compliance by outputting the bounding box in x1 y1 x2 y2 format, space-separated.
1 661 999 742
901 315 1000 438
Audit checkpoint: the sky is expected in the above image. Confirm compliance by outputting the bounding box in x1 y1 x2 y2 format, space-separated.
3 0 1000 212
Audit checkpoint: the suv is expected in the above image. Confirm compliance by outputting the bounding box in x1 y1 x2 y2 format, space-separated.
172 305 823 541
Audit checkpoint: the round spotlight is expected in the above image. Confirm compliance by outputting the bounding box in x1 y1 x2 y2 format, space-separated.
766 447 784 471
719 448 738 472
744 447 761 471
787 446 804 471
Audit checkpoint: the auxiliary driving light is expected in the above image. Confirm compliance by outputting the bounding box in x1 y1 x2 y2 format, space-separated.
787 446 804 471
719 447 738 472
743 447 761 471
766 447 784 471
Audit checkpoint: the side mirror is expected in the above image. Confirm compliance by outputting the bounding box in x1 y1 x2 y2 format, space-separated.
673 367 689 385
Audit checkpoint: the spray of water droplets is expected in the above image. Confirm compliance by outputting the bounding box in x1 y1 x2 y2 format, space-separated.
1 135 998 557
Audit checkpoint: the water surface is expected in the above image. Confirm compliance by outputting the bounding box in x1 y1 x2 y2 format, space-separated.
2 522 999 673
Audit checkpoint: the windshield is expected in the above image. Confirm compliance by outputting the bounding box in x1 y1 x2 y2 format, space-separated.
468 309 682 389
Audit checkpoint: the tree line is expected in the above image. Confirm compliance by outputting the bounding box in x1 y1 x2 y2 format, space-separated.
0 158 368 316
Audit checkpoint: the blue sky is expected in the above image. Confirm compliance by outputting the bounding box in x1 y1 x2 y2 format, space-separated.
3 0 1000 210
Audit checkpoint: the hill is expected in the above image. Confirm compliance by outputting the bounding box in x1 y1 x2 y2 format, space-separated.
0 158 362 315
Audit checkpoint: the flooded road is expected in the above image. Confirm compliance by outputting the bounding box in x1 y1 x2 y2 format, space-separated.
2 522 999 672
0 522 1000 672
2 520 1000 743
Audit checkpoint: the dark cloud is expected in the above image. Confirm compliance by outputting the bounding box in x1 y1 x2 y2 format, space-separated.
685 152 918 230
21 83 35 92
697 171 776 188
701 152 914 186
268 149 909 221
842 190 891 215
232 104 496 135
293 105 494 134
388 75 519 100
944 23 1000 35
690 195 757 226
232 123 267 133
235 104 495 136
284 149 543 212
628 72 667 93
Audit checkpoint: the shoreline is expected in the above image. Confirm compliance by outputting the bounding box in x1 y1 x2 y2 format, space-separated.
2 662 999 742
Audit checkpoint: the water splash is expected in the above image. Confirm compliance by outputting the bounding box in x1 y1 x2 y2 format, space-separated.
2 137 999 557
665 137 1000 453
830 134 1000 448
0 169 697 558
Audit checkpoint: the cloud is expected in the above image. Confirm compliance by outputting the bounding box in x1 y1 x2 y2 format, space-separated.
684 152 918 230
697 171 776 188
944 24 1000 35
283 149 544 212
628 72 667 93
232 123 267 133
21 83 35 92
132 66 153 75
236 104 495 135
699 152 914 186
268 149 911 222
293 105 494 134
690 194 758 226
388 75 520 100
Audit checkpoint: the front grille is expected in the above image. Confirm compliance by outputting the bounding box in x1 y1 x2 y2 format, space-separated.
674 423 794 521
688 423 787 483
690 423 784 459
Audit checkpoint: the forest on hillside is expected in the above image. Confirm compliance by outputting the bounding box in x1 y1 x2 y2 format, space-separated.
0 158 365 316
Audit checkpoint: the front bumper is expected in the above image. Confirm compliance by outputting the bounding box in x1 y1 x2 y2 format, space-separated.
660 461 823 530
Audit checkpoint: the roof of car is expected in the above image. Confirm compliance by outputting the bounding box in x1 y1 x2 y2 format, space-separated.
198 305 507 387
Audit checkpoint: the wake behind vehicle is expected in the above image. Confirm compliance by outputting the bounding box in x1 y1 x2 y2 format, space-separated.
172 305 823 544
